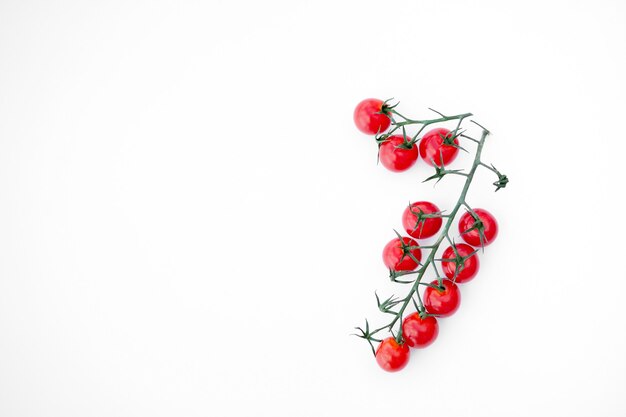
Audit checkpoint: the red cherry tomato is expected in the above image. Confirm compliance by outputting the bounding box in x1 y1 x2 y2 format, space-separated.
402 201 442 239
458 208 499 247
379 135 418 172
401 312 439 348
419 128 459 167
423 279 461 317
354 98 391 135
382 236 422 271
375 337 410 372
441 243 479 284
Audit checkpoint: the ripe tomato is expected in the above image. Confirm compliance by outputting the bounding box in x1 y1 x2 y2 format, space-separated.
423 279 461 317
379 135 419 172
375 337 410 372
441 243 479 283
382 236 422 271
402 201 442 239
401 312 438 348
419 127 459 167
458 208 499 247
354 98 391 135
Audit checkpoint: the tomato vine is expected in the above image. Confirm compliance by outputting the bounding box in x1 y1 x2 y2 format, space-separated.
352 98 509 372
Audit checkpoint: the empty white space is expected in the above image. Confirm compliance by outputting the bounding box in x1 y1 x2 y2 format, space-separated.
1 0 625 415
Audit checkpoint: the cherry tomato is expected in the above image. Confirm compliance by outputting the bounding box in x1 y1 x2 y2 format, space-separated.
382 236 422 271
402 201 442 239
401 312 438 348
419 127 459 167
375 337 410 372
458 208 499 247
379 135 418 172
354 98 391 135
423 279 461 317
441 243 479 284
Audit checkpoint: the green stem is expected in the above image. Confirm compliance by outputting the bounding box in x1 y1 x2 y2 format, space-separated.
479 162 498 174
387 129 489 333
391 112 473 127
379 112 472 145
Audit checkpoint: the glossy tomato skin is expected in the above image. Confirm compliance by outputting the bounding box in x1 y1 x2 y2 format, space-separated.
419 128 459 167
379 135 419 172
354 98 391 135
441 243 480 284
402 201 442 239
423 279 461 317
375 337 410 372
401 312 439 348
382 237 422 272
458 208 499 247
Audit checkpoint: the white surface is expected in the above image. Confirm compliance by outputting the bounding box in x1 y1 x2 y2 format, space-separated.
1 0 625 415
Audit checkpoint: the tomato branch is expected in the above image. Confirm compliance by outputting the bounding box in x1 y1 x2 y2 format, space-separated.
353 100 509 370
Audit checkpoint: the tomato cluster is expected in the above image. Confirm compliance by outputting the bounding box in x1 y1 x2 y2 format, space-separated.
376 202 497 371
353 98 461 172
353 98 503 372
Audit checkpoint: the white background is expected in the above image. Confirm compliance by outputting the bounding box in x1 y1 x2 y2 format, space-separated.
1 0 625 415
